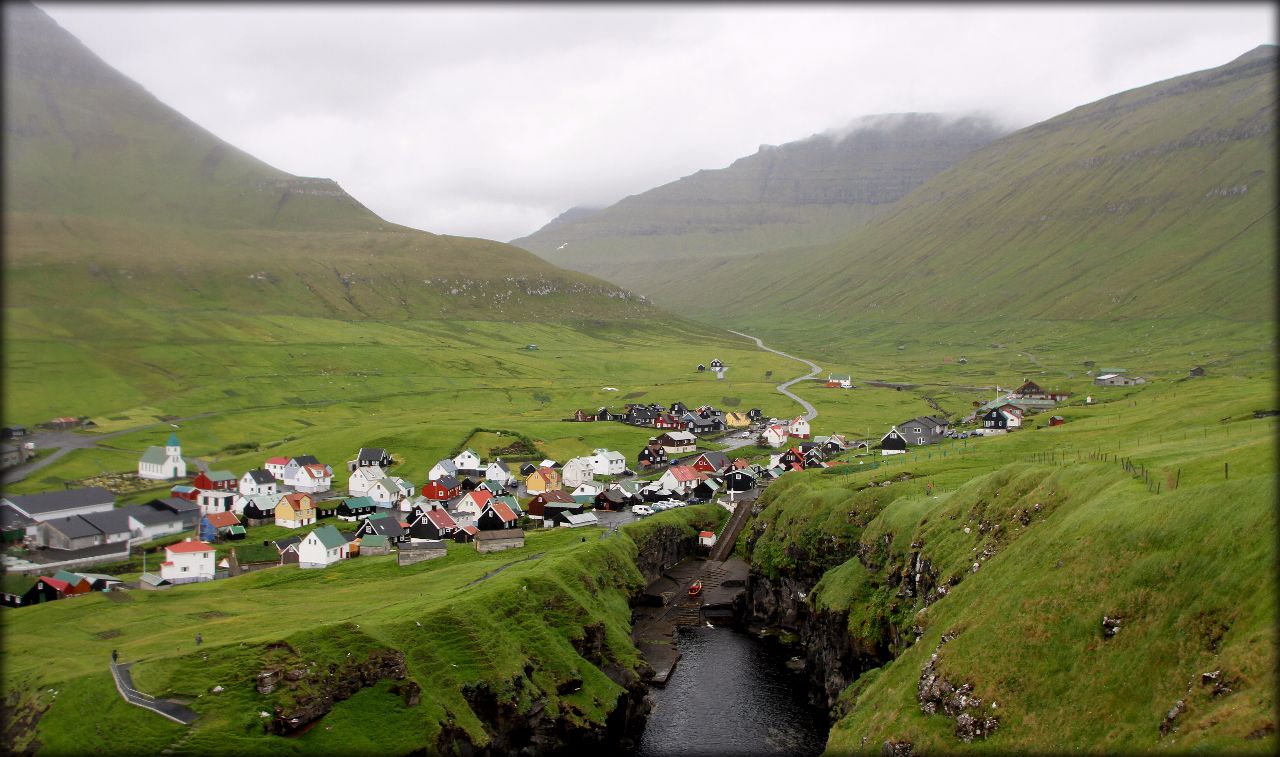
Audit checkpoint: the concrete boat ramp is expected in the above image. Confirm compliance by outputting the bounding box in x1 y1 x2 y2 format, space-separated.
632 556 750 685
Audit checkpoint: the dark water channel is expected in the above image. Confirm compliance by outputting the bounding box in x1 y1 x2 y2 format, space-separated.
636 626 829 757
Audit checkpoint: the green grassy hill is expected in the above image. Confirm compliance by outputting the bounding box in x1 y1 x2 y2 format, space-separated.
511 113 1006 277
1 2 650 322
739 374 1276 753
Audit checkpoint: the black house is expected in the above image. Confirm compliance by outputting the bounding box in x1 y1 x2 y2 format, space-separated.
637 443 668 468
355 516 408 544
982 408 1013 430
725 470 756 492
879 427 909 453
747 408 763 421
349 447 394 471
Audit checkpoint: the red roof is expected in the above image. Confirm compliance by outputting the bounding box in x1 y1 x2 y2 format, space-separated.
39 576 70 591
699 531 715 538
204 511 240 528
424 508 457 529
266 456 290 465
166 540 214 554
302 464 331 477
466 490 494 508
668 465 701 482
282 493 311 506
489 501 517 522
462 525 479 535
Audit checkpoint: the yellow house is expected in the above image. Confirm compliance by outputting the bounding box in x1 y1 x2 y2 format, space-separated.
724 412 751 428
275 493 316 529
525 466 561 494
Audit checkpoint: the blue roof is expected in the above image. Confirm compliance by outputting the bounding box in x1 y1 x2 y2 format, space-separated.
167 432 180 446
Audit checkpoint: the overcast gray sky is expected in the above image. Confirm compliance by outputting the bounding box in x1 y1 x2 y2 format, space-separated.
38 2 1276 242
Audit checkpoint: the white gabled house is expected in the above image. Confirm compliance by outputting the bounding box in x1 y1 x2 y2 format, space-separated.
571 481 604 498
239 469 277 496
429 459 457 482
159 538 216 584
264 456 292 480
588 448 626 476
348 465 387 497
561 457 596 489
657 465 703 495
367 477 414 508
485 460 513 485
297 524 350 568
197 490 235 516
760 424 788 448
788 416 811 439
291 463 334 494
452 448 483 472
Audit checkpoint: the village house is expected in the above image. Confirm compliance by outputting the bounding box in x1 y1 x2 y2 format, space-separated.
724 469 757 492
264 456 291 480
896 416 950 446
197 489 236 516
571 481 604 501
1 574 65 608
686 451 730 475
588 448 627 476
561 457 596 489
422 475 462 502
429 459 457 481
724 411 752 428
485 460 513 486
475 529 524 553
983 404 1024 430
348 464 386 496
355 514 409 544
335 495 380 521
658 465 704 495
1010 379 1072 402
560 512 600 528
355 534 390 556
653 412 682 431
571 409 596 422
656 431 697 455
408 504 458 541
524 466 562 494
684 414 724 434
880 426 908 455
367 476 414 508
787 416 812 439
525 489 576 520
237 494 280 526
275 493 317 529
160 538 216 584
452 448 484 475
297 525 350 568
476 499 519 530
137 433 187 480
2 487 115 524
453 489 495 520
1094 373 1147 387
169 484 198 501
637 438 669 468
199 511 243 542
347 447 394 472
699 530 718 548
759 424 789 448
290 462 334 494
239 469 277 497
192 469 237 492
826 374 853 388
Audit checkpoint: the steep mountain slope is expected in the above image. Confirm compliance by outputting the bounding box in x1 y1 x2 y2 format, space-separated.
2 2 648 321
512 114 1006 278
637 47 1277 328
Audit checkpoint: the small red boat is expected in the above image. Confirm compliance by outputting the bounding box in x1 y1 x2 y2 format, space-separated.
688 580 702 598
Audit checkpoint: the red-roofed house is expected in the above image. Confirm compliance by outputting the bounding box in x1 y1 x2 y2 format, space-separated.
160 538 216 584
657 465 705 495
409 504 458 540
477 499 518 530
293 463 334 494
454 524 479 543
698 531 717 548
264 456 292 480
454 490 494 520
37 576 72 597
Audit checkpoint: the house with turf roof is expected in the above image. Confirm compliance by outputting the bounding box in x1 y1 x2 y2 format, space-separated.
336 496 379 521
192 469 237 492
297 525 350 568
0 574 61 607
160 538 216 584
138 433 187 480
239 469 277 497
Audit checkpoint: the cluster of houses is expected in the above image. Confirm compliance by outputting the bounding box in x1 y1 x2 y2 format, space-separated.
570 401 762 437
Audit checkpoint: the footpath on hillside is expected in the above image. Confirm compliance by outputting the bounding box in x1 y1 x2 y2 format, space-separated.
110 661 199 725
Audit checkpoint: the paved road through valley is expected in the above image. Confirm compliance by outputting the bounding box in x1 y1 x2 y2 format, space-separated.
727 330 821 422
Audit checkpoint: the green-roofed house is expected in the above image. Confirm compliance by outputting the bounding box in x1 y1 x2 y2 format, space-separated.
297 524 350 568
51 570 92 595
137 433 186 480
356 534 390 556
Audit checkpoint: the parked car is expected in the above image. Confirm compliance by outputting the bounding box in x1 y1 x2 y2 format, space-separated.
631 504 654 517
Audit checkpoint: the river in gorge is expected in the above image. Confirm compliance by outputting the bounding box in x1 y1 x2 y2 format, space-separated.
636 625 830 757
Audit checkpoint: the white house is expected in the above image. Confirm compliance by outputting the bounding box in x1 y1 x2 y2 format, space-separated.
828 374 853 388
571 481 604 498
561 457 596 489
264 456 292 480
368 477 414 507
297 525 350 568
348 465 387 497
788 417 811 439
485 460 513 486
138 433 186 480
452 448 483 473
588 448 627 476
429 459 457 481
657 465 703 495
760 425 788 448
239 470 277 497
454 490 494 520
699 530 718 548
197 490 235 516
159 538 216 584
291 463 333 494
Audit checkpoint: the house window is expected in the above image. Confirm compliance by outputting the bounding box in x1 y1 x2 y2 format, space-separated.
182 566 189 572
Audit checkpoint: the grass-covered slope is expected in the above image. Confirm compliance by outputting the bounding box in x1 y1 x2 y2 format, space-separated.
738 373 1276 753
2 2 651 321
669 46 1276 329
1 506 724 755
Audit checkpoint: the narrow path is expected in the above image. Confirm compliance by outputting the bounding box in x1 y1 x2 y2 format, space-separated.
463 551 546 587
110 661 199 725
726 330 821 422
708 499 752 562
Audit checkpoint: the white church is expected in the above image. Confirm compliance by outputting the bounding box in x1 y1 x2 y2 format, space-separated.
138 432 187 480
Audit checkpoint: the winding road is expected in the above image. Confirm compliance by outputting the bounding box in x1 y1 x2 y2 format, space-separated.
727 330 821 422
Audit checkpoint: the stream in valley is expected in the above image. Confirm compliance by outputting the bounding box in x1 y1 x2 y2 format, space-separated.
636 625 829 757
